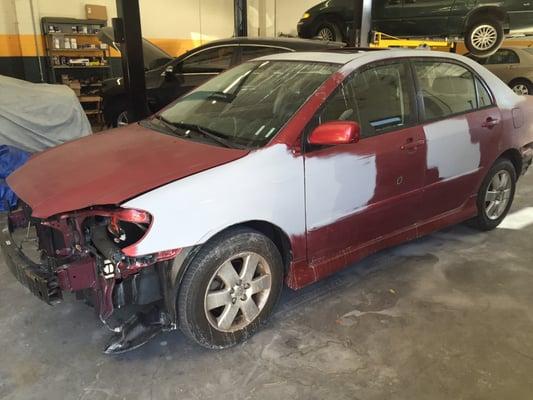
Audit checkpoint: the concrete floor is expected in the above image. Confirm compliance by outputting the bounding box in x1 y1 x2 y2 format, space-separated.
1 174 533 400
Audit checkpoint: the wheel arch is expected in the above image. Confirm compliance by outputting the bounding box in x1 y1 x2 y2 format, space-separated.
508 76 532 86
465 6 508 31
498 148 522 178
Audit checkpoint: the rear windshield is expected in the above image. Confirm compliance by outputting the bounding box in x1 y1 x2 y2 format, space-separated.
159 60 339 148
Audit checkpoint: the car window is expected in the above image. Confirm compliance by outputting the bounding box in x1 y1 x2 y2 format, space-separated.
475 78 492 108
181 46 236 73
486 49 520 64
240 46 290 63
414 61 479 120
319 63 414 138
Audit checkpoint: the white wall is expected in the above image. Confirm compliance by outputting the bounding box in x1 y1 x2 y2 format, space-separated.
0 0 19 34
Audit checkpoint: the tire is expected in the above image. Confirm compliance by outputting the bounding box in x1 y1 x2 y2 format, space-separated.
468 158 516 231
177 228 283 349
314 20 344 42
465 17 504 57
510 78 532 96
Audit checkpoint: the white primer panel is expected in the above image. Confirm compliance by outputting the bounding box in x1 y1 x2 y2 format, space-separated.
424 117 480 179
123 145 306 255
305 153 377 230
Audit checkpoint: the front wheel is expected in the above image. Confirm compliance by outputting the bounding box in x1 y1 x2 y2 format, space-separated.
177 228 283 349
465 18 504 57
468 158 516 231
314 20 343 42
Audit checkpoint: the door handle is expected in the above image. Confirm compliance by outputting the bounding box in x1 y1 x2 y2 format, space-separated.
401 138 425 152
482 117 500 129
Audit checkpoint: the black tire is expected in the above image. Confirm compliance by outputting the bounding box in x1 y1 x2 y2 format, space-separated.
177 228 283 349
468 158 516 231
509 78 533 96
314 19 344 42
103 97 127 128
465 17 504 57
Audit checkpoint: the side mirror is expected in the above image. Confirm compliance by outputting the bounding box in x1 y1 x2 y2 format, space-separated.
162 65 175 80
308 121 360 146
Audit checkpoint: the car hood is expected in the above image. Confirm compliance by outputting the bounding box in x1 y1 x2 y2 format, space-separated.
7 124 249 218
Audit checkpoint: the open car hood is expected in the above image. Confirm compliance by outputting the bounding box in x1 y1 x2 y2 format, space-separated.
7 124 248 218
97 27 173 70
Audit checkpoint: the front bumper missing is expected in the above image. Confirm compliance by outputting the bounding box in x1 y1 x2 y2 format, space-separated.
0 212 62 304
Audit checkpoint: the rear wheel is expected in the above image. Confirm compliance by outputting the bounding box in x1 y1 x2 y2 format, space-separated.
465 17 504 57
468 158 516 231
510 78 532 96
177 228 283 349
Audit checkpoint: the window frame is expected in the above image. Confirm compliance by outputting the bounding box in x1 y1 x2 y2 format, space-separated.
303 58 420 152
177 44 240 74
237 44 294 64
408 57 496 125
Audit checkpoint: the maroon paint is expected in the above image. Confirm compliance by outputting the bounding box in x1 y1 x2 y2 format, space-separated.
7 123 248 218
308 121 360 145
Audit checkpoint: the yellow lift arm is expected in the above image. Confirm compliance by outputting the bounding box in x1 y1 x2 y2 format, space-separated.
369 31 456 52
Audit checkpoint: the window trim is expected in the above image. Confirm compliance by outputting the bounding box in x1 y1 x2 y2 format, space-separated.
409 57 496 125
302 58 420 153
176 44 240 74
237 44 294 64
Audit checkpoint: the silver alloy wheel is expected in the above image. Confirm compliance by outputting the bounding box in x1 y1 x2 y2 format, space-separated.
512 83 529 95
317 27 335 41
117 111 129 127
484 170 512 220
470 24 498 51
204 252 272 333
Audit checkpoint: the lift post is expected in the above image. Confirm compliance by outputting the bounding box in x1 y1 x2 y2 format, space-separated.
234 0 248 37
113 0 150 123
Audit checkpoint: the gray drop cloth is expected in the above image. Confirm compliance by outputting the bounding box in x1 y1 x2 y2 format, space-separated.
0 75 92 152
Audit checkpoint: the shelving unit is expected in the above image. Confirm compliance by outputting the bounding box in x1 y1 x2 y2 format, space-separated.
41 17 111 123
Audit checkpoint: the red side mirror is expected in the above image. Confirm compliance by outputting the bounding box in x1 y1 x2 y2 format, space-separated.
308 121 360 146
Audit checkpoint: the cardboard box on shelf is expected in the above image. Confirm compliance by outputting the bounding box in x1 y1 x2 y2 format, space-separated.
85 5 107 21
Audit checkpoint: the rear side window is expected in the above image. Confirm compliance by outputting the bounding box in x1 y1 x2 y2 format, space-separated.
486 49 520 64
414 61 482 120
181 46 236 73
319 62 414 138
240 46 289 63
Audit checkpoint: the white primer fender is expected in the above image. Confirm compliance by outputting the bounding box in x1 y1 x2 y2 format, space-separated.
123 144 305 255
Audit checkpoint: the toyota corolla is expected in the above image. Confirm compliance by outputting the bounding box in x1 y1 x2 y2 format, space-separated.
2 49 533 353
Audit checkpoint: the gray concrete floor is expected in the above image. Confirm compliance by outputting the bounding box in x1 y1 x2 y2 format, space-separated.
1 174 533 400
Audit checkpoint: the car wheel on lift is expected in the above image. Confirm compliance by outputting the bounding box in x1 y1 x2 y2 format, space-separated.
465 17 504 57
315 20 343 42
177 227 283 349
467 158 516 231
510 78 532 96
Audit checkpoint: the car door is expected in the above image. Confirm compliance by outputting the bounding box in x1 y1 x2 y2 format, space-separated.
304 61 426 263
412 59 503 222
482 49 520 84
506 0 533 33
372 0 405 34
400 0 455 36
159 45 239 105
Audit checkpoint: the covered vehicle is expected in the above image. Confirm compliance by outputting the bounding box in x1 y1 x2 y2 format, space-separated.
99 31 344 126
0 75 91 152
2 49 533 354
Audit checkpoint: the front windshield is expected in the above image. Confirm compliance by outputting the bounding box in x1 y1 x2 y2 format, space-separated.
158 60 339 148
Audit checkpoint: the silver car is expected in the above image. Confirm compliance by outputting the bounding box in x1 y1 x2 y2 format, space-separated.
468 47 533 95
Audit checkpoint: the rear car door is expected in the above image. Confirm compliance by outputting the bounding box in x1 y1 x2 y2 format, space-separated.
412 59 503 222
304 61 426 263
400 0 455 36
506 0 533 33
161 45 239 103
372 0 404 35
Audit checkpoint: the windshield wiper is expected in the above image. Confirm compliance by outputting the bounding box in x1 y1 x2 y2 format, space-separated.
151 115 184 136
171 122 245 149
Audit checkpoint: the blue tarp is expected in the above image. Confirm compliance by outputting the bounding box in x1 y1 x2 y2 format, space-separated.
0 145 30 211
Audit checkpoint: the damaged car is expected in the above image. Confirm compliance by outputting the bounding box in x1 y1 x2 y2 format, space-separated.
2 49 533 354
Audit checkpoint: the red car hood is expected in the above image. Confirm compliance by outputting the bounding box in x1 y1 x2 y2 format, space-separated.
7 124 249 218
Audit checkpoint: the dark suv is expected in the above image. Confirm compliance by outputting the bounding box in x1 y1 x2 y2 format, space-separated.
298 0 533 57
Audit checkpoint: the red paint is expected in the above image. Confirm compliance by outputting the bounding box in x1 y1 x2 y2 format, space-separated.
56 258 97 292
308 121 360 145
7 123 248 218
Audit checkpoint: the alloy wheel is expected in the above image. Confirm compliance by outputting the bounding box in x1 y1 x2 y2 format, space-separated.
484 170 512 220
470 25 498 51
512 84 529 96
204 252 272 333
317 27 335 41
117 111 129 127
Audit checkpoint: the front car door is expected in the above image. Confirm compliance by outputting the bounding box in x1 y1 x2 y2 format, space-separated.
412 58 503 224
400 0 455 36
304 61 426 271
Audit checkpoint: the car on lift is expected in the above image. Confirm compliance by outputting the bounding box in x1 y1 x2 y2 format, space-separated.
3 49 533 354
297 0 533 57
467 47 533 95
99 28 344 126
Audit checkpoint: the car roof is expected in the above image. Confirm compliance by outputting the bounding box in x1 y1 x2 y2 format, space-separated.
191 36 345 51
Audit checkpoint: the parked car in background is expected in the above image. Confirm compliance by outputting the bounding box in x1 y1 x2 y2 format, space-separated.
467 47 533 95
3 49 533 353
298 0 533 57
99 32 344 126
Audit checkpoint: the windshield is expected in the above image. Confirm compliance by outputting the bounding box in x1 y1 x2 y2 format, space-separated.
158 60 339 148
